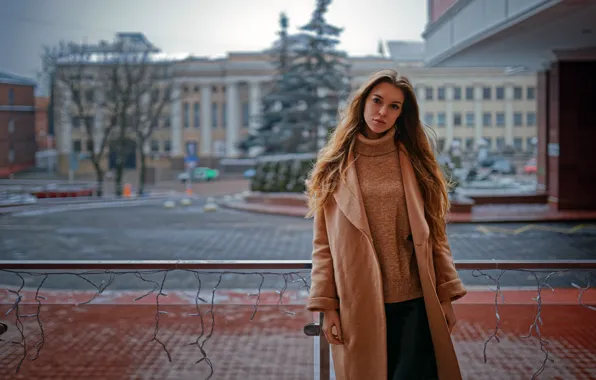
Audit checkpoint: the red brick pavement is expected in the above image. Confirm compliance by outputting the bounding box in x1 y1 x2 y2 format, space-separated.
1 289 595 379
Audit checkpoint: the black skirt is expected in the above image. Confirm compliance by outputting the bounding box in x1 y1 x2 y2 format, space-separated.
385 297 438 380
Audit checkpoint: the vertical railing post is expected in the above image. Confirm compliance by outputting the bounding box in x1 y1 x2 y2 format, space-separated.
319 312 330 380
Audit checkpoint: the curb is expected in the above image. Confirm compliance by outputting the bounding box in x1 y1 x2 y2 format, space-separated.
221 201 596 224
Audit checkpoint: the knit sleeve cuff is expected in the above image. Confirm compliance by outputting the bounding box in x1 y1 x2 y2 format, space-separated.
306 296 339 312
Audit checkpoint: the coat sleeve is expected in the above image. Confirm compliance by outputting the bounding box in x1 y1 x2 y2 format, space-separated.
306 206 340 312
433 229 467 302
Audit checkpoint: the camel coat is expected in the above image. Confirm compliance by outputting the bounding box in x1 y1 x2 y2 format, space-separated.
307 143 467 380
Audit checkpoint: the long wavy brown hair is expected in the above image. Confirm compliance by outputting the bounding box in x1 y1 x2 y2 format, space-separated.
305 69 451 243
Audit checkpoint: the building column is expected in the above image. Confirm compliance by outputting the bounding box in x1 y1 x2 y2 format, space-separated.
225 81 240 157
59 84 72 155
536 70 549 192
248 81 261 132
416 86 425 119
474 85 483 149
170 83 182 156
200 84 212 156
445 86 454 151
93 89 104 154
505 84 514 146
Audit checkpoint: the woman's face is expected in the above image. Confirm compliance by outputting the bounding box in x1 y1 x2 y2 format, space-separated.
362 82 405 139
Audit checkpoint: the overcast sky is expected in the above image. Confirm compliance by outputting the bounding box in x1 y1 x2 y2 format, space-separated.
0 0 428 78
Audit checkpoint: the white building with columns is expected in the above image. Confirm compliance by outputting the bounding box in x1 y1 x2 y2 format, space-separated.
53 35 537 176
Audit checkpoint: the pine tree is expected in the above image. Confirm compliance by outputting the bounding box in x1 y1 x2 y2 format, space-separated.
291 0 351 151
239 0 350 155
239 12 304 154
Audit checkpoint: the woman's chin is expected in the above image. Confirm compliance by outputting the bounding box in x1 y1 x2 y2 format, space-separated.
366 124 391 135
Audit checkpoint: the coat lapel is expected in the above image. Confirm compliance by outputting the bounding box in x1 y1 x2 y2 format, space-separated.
398 144 430 246
332 151 372 241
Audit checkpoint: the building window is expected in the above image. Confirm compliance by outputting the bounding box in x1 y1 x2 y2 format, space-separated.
483 87 492 100
526 137 535 152
453 112 462 127
86 140 93 153
424 112 434 126
437 87 445 101
212 103 218 128
437 112 446 127
194 103 200 128
425 87 433 101
514 137 523 151
184 102 190 128
485 137 492 150
496 87 505 100
527 112 536 126
151 140 159 152
8 88 14 105
465 87 474 100
164 140 171 153
514 86 523 100
8 119 15 134
496 112 505 127
527 87 536 100
465 112 474 128
8 149 15 163
453 87 461 100
73 140 82 152
483 112 492 127
162 113 171 128
465 137 474 151
242 102 250 126
437 138 445 152
514 112 523 127
496 137 505 152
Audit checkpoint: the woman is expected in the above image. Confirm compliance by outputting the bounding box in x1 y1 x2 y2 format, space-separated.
305 69 467 380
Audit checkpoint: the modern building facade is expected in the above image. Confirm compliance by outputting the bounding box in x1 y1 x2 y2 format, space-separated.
0 72 37 178
423 0 596 210
52 33 537 176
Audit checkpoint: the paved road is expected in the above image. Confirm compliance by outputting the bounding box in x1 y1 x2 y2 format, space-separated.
0 199 595 291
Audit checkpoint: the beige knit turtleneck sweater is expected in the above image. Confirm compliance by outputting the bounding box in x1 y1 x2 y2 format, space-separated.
354 127 423 304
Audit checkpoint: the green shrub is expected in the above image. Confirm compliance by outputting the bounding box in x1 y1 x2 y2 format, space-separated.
251 153 316 193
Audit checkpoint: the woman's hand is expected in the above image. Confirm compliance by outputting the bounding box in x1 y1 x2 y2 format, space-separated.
322 310 344 345
441 300 457 333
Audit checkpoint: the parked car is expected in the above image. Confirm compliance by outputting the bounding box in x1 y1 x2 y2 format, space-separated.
477 156 517 175
178 167 219 183
524 157 537 174
489 159 516 175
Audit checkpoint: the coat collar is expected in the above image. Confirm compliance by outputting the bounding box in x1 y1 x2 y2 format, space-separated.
332 142 430 246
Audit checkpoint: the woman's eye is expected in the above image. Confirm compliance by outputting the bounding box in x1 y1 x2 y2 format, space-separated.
373 98 380 103
392 104 400 110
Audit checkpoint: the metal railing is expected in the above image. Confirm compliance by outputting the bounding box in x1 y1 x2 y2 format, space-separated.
1 259 596 380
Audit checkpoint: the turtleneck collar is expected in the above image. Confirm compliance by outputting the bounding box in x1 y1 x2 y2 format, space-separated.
355 126 397 157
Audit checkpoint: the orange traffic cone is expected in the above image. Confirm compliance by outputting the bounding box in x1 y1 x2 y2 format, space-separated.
123 183 132 198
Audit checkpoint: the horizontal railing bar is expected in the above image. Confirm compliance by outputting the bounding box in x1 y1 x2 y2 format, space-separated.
454 260 596 270
0 260 595 271
0 260 313 271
